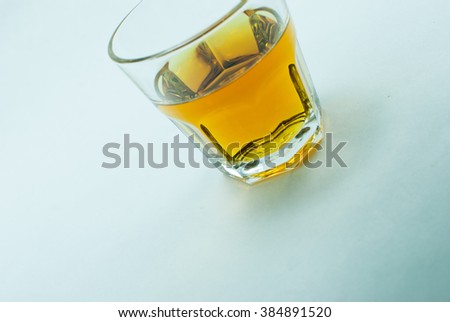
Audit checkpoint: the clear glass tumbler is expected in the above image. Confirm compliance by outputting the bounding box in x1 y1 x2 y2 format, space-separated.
108 0 323 184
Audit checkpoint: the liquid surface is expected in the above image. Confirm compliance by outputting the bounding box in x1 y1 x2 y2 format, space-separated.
155 9 312 162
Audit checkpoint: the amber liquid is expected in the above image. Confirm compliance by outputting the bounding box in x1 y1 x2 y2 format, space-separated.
155 9 312 163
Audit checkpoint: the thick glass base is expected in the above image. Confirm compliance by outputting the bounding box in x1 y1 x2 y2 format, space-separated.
214 111 323 185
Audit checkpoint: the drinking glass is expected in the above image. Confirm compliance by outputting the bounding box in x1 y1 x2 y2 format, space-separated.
108 0 323 184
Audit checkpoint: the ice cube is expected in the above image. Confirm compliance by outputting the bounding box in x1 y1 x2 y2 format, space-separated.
206 13 260 69
195 41 225 92
169 45 217 93
155 62 197 103
155 9 282 102
245 9 281 53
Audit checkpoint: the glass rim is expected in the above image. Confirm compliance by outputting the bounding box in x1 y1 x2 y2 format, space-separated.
108 0 249 64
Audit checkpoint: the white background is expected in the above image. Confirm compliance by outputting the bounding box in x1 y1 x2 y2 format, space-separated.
1 0 449 301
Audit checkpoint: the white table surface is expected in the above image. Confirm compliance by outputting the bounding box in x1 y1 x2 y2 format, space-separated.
1 0 449 301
